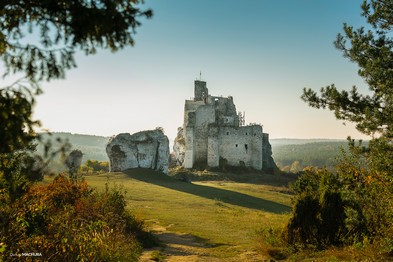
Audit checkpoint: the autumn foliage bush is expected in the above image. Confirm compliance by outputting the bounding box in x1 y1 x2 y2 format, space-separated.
285 140 393 257
0 175 154 261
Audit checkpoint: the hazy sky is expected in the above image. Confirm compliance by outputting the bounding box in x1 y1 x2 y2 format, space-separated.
31 0 370 141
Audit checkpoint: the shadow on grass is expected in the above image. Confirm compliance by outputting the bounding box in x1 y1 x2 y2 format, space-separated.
124 168 290 214
154 231 229 257
170 168 298 187
158 232 227 248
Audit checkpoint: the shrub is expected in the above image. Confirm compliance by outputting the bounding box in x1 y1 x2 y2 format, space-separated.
286 168 350 248
1 175 154 261
285 140 393 256
84 160 109 173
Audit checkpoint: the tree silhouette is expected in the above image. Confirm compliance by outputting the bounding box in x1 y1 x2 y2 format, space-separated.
0 0 153 202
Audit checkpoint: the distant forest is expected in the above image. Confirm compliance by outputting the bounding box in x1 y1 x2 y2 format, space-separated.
271 139 369 172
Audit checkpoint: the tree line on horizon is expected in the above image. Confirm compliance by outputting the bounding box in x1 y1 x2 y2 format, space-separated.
273 141 368 173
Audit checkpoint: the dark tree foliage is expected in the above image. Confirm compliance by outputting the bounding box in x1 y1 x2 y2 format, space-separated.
1 1 154 258
0 83 39 153
0 0 152 202
286 169 350 248
0 0 153 81
301 0 393 138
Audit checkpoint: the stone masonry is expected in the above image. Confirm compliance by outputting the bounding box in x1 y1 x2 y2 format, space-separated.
174 80 276 171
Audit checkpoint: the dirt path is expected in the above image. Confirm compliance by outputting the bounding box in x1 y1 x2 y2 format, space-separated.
139 220 263 262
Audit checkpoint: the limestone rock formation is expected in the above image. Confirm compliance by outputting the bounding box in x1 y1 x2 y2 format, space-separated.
262 134 277 173
169 152 177 168
65 149 83 175
106 129 169 174
173 127 186 166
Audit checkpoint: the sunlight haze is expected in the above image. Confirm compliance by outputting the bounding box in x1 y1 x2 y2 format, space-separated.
31 0 369 142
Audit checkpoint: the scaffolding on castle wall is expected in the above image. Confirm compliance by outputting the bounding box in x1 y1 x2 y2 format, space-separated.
238 111 245 127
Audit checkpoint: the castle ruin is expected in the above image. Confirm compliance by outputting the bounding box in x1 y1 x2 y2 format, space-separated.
174 80 276 171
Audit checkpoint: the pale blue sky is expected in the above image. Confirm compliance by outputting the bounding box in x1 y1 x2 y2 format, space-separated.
31 0 370 141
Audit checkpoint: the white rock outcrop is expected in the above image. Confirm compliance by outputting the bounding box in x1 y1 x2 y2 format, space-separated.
173 127 186 166
106 129 169 174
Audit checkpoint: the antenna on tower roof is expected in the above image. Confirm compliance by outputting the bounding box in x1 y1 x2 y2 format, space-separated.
199 71 202 80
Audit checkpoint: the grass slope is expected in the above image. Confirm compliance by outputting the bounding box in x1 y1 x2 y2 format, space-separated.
85 169 292 261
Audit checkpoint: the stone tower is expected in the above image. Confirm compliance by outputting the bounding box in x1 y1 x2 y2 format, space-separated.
174 80 276 171
194 80 208 102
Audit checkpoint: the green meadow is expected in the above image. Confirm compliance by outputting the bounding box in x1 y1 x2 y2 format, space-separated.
85 169 292 261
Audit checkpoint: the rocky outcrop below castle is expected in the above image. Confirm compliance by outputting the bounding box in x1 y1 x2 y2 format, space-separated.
262 134 277 173
173 127 185 166
106 129 169 174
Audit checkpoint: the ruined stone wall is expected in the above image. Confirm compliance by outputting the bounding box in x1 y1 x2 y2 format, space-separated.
218 125 263 169
183 127 195 168
208 96 238 127
193 104 216 164
183 98 210 168
184 100 205 127
207 126 219 167
178 79 275 171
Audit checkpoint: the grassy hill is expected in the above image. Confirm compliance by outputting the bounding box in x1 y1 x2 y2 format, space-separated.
85 169 293 261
